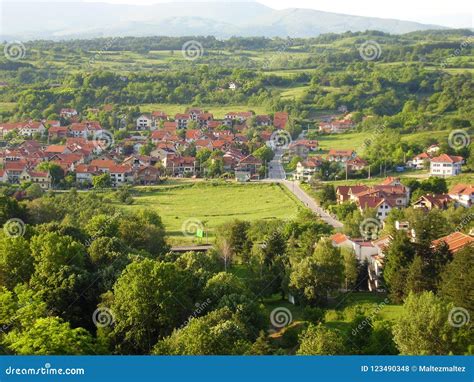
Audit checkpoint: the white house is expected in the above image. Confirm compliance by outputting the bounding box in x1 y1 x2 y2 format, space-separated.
426 144 440 156
109 165 133 187
294 158 321 181
408 152 430 169
430 154 464 177
136 115 154 130
60 108 78 118
19 122 46 137
358 196 395 221
449 184 474 207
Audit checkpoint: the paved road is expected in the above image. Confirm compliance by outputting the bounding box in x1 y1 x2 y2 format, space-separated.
265 146 343 229
280 180 343 228
268 148 286 180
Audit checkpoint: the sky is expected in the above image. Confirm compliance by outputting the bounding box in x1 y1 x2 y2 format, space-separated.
2 0 473 28
84 0 473 28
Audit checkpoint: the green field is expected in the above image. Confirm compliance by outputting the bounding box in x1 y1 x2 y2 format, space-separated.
316 131 368 153
315 130 452 154
115 182 303 245
280 86 310 100
139 103 269 118
0 102 16 113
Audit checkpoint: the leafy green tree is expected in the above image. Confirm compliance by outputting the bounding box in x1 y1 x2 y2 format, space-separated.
393 292 466 355
405 255 430 294
117 210 168 255
92 173 112 189
348 315 373 354
25 184 44 199
175 250 221 291
108 259 193 354
29 232 92 326
203 272 251 305
3 316 100 355
343 251 358 290
216 220 252 260
0 196 27 226
0 236 33 290
317 184 337 207
85 214 119 239
88 236 131 293
247 331 274 355
153 308 251 355
252 146 274 163
439 246 474 313
290 239 343 305
37 162 64 186
364 320 398 355
297 324 346 355
383 232 415 303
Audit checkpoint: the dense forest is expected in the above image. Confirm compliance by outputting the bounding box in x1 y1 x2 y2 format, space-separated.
0 188 472 355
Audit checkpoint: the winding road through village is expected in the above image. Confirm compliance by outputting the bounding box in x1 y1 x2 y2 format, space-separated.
265 147 343 229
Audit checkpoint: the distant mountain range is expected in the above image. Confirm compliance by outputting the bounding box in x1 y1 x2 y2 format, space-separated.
0 1 448 41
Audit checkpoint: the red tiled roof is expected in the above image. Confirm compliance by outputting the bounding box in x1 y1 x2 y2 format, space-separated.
273 112 289 129
27 171 49 178
432 232 474 254
430 154 464 163
415 194 452 209
186 130 202 140
331 233 349 245
239 154 262 165
4 161 28 171
328 149 355 156
90 159 116 168
449 184 474 196
109 165 131 174
45 145 66 153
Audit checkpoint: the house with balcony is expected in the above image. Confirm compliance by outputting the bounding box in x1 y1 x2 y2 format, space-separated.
430 154 464 177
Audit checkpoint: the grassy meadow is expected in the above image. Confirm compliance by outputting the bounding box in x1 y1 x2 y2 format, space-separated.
113 181 303 245
139 103 269 118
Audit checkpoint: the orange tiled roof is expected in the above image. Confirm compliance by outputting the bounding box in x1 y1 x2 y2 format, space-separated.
432 232 474 254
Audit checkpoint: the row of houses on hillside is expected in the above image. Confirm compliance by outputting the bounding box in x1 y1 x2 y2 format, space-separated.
0 120 105 140
413 183 474 210
406 144 465 177
136 109 289 131
319 118 355 134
